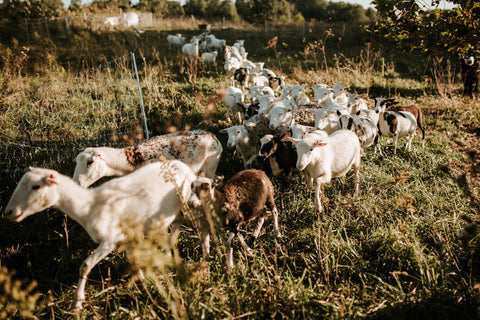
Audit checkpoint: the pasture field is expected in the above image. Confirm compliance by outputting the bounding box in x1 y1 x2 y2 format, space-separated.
1 20 480 319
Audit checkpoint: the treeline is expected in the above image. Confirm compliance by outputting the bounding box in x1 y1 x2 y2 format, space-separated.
0 0 377 24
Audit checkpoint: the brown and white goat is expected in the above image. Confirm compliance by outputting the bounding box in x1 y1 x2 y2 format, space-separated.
190 169 281 268
374 98 425 140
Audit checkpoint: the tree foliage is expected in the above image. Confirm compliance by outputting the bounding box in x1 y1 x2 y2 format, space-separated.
1 0 64 18
370 0 480 57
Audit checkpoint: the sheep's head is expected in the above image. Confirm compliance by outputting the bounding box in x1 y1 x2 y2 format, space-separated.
5 167 60 222
269 106 292 129
188 175 224 207
73 148 108 188
219 126 246 148
292 139 327 171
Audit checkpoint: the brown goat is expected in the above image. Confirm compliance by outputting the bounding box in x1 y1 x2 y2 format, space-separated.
191 169 281 268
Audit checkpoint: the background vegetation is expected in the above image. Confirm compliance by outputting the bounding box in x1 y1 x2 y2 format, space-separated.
2 1 480 319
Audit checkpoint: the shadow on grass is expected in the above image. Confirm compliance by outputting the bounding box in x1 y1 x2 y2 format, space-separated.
365 294 478 320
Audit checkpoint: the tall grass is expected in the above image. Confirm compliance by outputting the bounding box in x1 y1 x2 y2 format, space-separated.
1 18 480 319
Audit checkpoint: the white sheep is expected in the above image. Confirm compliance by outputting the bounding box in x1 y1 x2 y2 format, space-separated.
347 93 369 115
73 130 222 187
190 169 281 268
219 125 259 169
5 161 198 311
353 116 378 149
222 86 245 123
167 34 186 51
314 109 342 134
182 38 200 57
269 105 316 129
201 51 218 65
332 82 349 105
287 129 361 214
281 84 306 99
313 84 335 107
250 72 270 87
224 57 242 85
245 85 275 102
225 45 243 62
286 124 328 140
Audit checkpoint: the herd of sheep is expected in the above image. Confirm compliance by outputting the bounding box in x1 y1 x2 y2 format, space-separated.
4 31 427 311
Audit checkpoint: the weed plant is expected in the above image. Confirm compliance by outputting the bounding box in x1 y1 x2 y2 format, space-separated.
1 19 480 319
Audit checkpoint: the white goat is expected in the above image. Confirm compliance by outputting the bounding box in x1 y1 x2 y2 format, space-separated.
281 84 306 99
201 51 218 65
182 39 200 57
219 125 259 169
347 93 369 115
5 161 197 311
245 85 275 102
314 109 341 134
73 130 222 187
332 82 349 105
288 129 361 213
222 86 245 123
286 124 328 140
167 34 186 51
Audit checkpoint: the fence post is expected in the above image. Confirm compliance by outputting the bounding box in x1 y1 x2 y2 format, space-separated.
191 15 196 28
65 15 70 35
45 17 50 39
131 51 149 140
25 18 30 43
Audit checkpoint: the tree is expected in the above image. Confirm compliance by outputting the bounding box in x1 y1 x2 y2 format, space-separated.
370 0 480 57
184 0 208 17
1 0 64 18
219 0 239 21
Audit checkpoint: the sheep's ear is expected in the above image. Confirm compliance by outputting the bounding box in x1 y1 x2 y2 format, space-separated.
213 175 224 188
285 136 298 144
390 101 400 106
45 173 58 185
280 131 292 141
315 141 327 148
361 93 368 98
219 128 228 133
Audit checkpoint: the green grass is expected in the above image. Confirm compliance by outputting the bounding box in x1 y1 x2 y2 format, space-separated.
1 19 480 319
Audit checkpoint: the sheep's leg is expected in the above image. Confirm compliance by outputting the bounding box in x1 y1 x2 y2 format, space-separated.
353 158 360 197
236 233 254 255
393 134 399 155
198 216 211 258
168 216 185 255
73 242 115 311
227 232 235 268
272 207 282 238
406 132 415 151
315 180 323 214
304 171 314 190
244 155 257 169
252 217 265 239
